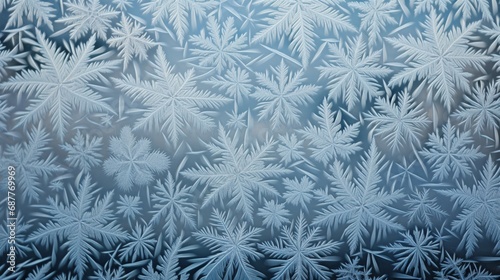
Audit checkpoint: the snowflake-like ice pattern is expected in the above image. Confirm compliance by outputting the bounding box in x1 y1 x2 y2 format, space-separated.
0 0 500 279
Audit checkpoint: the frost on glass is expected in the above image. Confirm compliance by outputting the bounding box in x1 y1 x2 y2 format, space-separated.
0 0 499 279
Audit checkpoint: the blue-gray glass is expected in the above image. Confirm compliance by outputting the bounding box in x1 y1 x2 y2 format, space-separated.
0 0 499 279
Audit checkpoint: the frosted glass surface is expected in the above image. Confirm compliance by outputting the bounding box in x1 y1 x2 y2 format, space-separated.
0 0 499 279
